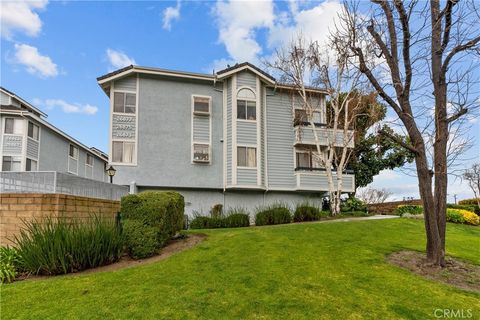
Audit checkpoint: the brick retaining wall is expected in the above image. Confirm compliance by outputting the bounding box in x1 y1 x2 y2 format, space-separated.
0 193 121 246
367 199 422 215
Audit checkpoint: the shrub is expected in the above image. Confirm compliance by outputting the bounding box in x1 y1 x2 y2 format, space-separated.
121 191 185 259
190 208 250 229
458 198 480 206
447 204 479 216
210 204 223 218
341 197 367 212
255 203 292 226
0 247 20 283
15 216 123 275
395 205 423 217
293 203 325 222
446 210 465 224
446 208 479 226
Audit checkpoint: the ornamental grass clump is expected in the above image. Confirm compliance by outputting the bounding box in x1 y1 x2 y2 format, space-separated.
255 203 292 226
293 203 326 222
189 208 250 229
15 216 123 275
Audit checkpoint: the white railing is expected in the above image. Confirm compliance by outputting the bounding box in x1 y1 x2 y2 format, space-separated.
294 126 355 148
0 171 128 201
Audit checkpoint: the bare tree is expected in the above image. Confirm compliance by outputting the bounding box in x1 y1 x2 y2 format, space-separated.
267 37 369 215
463 163 480 207
337 0 480 266
357 187 393 204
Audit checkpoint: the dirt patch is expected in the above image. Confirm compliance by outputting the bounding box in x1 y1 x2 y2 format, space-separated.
19 233 206 281
388 250 480 292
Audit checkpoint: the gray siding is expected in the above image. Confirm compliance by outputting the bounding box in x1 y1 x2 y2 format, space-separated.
226 79 232 185
237 70 257 89
237 121 256 145
1 92 10 105
26 138 39 159
114 76 137 91
192 115 210 143
266 89 296 189
38 126 69 172
260 86 266 186
112 76 223 188
295 127 354 148
297 172 355 192
237 168 257 186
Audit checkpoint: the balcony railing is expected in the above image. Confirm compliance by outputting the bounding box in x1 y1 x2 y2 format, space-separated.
295 171 355 192
294 126 354 148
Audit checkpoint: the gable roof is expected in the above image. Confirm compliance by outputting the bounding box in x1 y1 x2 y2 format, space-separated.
216 62 276 84
1 86 47 117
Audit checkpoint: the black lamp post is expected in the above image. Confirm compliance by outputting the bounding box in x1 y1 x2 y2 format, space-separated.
106 165 116 184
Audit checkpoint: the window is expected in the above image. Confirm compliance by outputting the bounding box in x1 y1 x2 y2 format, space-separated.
2 156 21 171
295 148 323 170
237 88 256 120
69 145 78 159
112 141 135 163
26 158 38 171
28 122 39 140
193 96 210 115
193 144 210 162
237 147 256 167
294 109 322 126
4 118 22 134
86 153 94 166
113 92 136 113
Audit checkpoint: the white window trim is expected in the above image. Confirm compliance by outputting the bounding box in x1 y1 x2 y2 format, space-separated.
192 94 212 116
68 144 79 175
25 157 38 171
293 107 323 125
109 77 139 166
191 142 211 164
236 144 257 169
85 154 94 178
27 121 40 141
1 155 23 172
236 86 257 122
113 91 136 114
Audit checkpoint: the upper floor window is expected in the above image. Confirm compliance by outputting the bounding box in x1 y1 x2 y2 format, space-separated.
294 109 322 126
295 148 323 170
69 144 78 160
237 146 256 168
193 96 210 115
4 118 22 134
28 122 39 140
2 156 21 171
237 88 256 120
112 141 135 163
26 158 38 171
192 143 210 163
86 153 94 166
114 92 136 114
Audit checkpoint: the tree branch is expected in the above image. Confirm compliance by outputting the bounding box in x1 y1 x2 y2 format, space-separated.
378 128 419 155
442 36 480 73
446 108 468 123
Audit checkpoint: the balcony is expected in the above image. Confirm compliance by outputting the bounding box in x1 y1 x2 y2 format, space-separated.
294 125 354 148
295 170 355 192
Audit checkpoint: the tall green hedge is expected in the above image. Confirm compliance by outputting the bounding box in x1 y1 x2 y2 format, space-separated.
120 191 184 259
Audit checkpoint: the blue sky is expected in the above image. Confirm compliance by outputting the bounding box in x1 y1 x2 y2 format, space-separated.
1 0 478 201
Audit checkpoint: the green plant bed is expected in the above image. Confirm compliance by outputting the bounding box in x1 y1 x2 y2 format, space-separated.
190 208 250 229
255 203 292 226
2 219 479 319
293 204 328 222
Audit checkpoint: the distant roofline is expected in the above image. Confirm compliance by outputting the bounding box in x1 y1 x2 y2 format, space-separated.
97 63 328 94
0 86 48 117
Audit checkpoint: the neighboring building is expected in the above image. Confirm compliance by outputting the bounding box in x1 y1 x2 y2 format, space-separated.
0 87 108 181
97 63 355 214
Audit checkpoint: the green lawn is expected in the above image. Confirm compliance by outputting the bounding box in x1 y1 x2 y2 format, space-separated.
1 219 479 319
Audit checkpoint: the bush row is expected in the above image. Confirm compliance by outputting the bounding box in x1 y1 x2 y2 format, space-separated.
446 203 479 216
458 198 480 206
190 208 250 229
447 208 479 226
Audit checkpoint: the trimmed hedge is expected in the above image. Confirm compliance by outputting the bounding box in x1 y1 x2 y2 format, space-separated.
190 208 250 229
255 204 292 226
395 205 423 216
447 208 479 226
458 198 480 206
447 203 480 216
293 204 328 222
341 197 367 213
121 191 185 259
446 210 465 224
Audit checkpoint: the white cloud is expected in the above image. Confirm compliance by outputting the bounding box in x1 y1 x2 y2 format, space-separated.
0 0 48 39
35 98 98 115
106 49 136 71
213 0 275 63
162 1 181 31
211 0 343 66
13 43 58 77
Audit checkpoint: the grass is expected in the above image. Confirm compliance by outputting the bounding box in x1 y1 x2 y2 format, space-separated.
1 219 479 319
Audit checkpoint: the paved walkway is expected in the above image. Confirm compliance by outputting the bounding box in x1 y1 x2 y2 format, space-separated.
313 214 399 224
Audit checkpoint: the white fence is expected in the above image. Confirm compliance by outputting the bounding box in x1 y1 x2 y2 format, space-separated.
0 171 129 201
